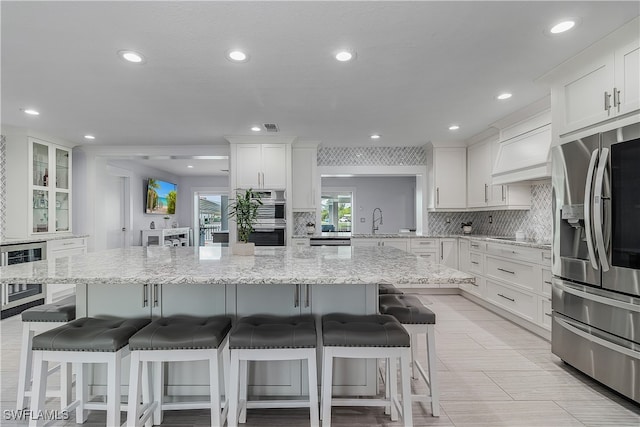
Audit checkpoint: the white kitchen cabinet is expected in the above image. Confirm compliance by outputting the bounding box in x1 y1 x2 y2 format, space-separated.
485 278 536 323
467 139 492 208
351 238 408 251
458 239 470 273
235 144 287 189
46 237 87 302
552 35 639 137
426 146 467 210
292 144 318 211
439 238 458 269
5 133 75 238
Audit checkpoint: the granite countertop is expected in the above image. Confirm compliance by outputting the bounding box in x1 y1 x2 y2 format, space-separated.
0 245 474 286
0 234 89 246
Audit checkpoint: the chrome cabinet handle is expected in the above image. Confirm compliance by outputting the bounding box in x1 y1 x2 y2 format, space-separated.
440 241 444 260
153 284 159 307
545 312 552 317
497 293 515 302
484 184 488 203
471 244 479 249
613 87 620 112
436 187 439 206
604 91 611 114
584 149 599 270
543 281 552 285
471 261 479 265
497 267 515 275
305 284 310 308
143 284 149 307
593 147 610 271
502 185 506 201
294 284 299 308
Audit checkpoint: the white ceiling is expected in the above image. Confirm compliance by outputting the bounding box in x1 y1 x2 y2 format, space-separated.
2 2 638 162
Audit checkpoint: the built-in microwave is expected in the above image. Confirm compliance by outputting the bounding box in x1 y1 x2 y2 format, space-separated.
254 189 286 222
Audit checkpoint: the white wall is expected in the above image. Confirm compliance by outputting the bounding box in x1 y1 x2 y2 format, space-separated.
321 176 416 234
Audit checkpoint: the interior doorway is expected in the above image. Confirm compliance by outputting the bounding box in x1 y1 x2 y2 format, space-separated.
194 192 229 246
321 190 353 233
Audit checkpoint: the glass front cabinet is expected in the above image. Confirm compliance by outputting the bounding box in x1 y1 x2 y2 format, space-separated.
29 138 72 234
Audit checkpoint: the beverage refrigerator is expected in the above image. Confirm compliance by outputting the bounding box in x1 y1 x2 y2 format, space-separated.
0 241 47 319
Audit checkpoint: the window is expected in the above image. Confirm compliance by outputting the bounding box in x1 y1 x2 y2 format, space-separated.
197 194 229 246
321 192 352 233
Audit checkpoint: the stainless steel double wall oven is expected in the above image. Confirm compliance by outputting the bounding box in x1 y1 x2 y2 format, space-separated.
551 122 640 403
248 189 286 246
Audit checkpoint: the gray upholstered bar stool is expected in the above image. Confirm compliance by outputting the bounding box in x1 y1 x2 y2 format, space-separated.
17 296 76 412
379 294 439 416
378 283 404 295
321 313 413 427
29 317 150 427
126 315 232 427
228 314 319 427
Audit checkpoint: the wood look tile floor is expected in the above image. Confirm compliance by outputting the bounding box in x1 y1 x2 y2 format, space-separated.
2 295 639 426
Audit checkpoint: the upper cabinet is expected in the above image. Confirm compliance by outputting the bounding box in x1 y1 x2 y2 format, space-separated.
544 17 639 139
292 143 318 211
234 143 287 189
4 129 76 238
467 135 531 210
426 146 467 211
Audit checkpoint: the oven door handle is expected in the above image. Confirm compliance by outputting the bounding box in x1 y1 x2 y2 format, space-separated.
554 315 640 359
583 149 599 270
555 281 640 312
593 147 610 271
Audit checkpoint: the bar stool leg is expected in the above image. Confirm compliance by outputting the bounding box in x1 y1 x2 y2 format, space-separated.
153 361 164 425
209 351 222 427
228 350 240 427
238 359 248 423
389 356 398 421
60 363 72 410
426 325 439 416
307 350 319 427
106 352 122 427
141 361 152 427
28 352 47 427
75 363 88 423
411 333 419 379
400 348 413 426
320 348 334 427
16 327 34 410
127 352 141 427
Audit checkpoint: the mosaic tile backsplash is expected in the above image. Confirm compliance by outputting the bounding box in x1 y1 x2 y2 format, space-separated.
293 212 317 236
0 135 5 241
427 183 552 243
317 146 426 166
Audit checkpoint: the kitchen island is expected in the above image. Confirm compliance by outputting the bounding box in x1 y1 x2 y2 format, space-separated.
0 245 473 397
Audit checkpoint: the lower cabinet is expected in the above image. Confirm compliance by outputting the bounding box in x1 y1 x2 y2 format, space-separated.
485 279 536 322
351 238 408 251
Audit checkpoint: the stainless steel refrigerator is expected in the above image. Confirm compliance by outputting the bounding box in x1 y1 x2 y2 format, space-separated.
551 122 640 403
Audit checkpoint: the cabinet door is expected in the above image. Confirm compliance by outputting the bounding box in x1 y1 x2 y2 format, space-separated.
439 238 458 269
158 284 226 317
261 144 287 189
458 239 470 273
434 148 466 209
381 239 408 251
236 284 303 396
235 144 262 188
82 283 152 318
615 39 640 116
467 141 490 207
351 238 379 247
292 148 317 210
555 54 614 136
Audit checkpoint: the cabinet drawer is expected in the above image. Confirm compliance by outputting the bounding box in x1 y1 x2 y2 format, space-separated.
410 238 438 250
468 240 486 252
486 279 536 321
541 250 552 267
48 238 86 253
469 252 484 275
486 255 541 292
541 269 552 297
486 243 546 265
540 297 552 330
412 251 437 263
460 275 484 298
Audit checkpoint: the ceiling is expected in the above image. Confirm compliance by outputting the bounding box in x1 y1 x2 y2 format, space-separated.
2 2 638 158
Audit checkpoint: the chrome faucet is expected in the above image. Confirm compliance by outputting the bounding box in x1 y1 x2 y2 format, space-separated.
372 208 383 234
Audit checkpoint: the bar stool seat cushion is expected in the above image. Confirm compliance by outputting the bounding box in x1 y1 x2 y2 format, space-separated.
322 313 410 347
32 317 150 352
129 315 232 351
378 284 404 295
21 296 76 323
230 314 316 349
379 295 436 325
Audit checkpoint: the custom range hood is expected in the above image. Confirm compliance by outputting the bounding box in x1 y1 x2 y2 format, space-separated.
491 101 552 185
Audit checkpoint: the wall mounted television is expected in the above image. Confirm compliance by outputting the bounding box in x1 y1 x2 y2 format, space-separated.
145 178 177 215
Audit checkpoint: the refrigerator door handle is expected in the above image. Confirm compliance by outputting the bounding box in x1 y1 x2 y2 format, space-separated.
554 315 640 360
594 147 610 271
583 149 599 270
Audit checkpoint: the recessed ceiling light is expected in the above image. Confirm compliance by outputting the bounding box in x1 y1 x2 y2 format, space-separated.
22 108 40 116
497 93 512 100
187 165 194 169
227 50 249 62
118 50 145 64
449 125 460 131
251 126 261 132
84 135 95 140
335 50 355 62
370 134 381 139
550 20 576 34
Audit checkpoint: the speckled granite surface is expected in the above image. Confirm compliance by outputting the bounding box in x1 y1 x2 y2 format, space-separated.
0 245 474 286
0 234 89 246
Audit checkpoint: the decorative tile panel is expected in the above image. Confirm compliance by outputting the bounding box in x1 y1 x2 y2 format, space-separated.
293 212 317 236
427 183 552 242
317 146 426 166
0 135 5 241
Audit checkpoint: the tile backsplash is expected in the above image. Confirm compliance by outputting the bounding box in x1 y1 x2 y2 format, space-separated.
293 212 317 236
0 135 5 241
317 146 426 166
428 183 552 242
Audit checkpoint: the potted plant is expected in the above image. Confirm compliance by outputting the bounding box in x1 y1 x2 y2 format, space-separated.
227 189 263 255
